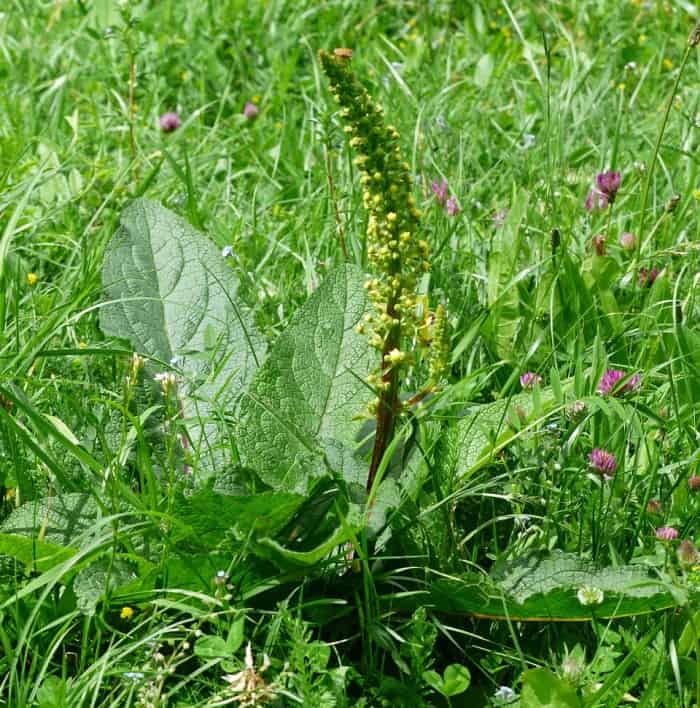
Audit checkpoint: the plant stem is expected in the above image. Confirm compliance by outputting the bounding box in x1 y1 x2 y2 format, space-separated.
636 46 690 265
367 322 400 492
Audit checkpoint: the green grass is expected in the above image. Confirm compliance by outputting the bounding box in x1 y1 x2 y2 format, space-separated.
1 1 700 706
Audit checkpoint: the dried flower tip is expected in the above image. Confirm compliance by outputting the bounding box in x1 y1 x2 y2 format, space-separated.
566 400 586 420
638 267 659 287
688 475 700 491
592 234 606 256
646 498 662 514
689 23 700 47
159 111 181 133
678 539 700 565
334 47 353 59
666 193 681 212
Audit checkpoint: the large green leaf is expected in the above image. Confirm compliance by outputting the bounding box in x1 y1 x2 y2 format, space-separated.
521 669 580 708
425 552 685 621
440 390 556 483
100 199 266 474
0 533 77 573
172 482 305 548
237 264 374 493
1 493 98 546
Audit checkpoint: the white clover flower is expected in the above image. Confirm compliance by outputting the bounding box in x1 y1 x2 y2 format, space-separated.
494 685 516 702
577 586 604 606
221 245 235 258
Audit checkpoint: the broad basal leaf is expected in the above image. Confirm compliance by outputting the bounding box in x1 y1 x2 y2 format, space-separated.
237 264 374 493
172 482 305 548
0 533 77 573
440 391 556 483
521 669 580 708
100 199 266 474
1 493 98 546
425 551 685 621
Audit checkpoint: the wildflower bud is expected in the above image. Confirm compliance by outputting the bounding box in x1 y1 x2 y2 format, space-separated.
159 111 181 133
688 475 700 491
566 400 586 420
665 193 681 213
243 101 259 120
677 539 700 565
619 232 636 251
638 267 659 287
592 234 606 256
647 498 662 514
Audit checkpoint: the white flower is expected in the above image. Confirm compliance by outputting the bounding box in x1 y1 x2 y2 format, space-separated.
154 372 178 394
577 586 604 606
521 132 536 149
494 685 516 702
221 245 235 258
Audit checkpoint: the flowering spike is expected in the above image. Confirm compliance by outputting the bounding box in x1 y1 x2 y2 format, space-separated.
320 50 433 490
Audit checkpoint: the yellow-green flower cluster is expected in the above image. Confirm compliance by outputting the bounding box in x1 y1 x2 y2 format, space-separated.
427 304 450 383
319 51 429 367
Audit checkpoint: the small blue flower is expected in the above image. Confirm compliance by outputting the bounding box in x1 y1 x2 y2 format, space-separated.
221 246 234 258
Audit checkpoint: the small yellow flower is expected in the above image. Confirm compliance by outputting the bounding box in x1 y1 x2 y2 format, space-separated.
274 121 283 129
4 487 15 502
618 83 626 91
639 34 647 44
692 188 700 200
120 606 135 620
78 341 88 349
408 30 419 41
180 70 192 82
663 58 674 71
251 94 261 104
27 272 38 286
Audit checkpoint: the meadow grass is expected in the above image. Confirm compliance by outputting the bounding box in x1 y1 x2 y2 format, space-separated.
1 1 699 706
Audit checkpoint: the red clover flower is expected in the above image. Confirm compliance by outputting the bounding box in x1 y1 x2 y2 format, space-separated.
520 371 542 389
446 195 459 216
243 101 259 120
597 369 641 396
655 526 679 541
638 267 659 287
431 178 448 204
589 448 617 480
585 170 621 211
159 111 182 133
